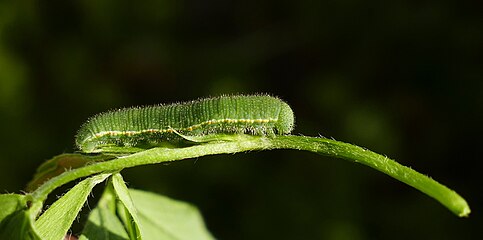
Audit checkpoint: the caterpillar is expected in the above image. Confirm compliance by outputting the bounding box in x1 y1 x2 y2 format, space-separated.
75 94 295 153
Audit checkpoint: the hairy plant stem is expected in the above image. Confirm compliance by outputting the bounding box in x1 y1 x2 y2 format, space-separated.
30 135 470 217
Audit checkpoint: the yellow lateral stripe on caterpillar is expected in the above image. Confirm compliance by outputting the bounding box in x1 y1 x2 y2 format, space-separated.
76 94 294 153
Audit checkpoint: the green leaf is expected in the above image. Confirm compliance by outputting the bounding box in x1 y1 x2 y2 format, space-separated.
0 194 28 223
129 189 215 240
111 173 142 240
0 209 41 240
35 173 111 240
80 186 214 240
79 185 129 240
0 194 41 239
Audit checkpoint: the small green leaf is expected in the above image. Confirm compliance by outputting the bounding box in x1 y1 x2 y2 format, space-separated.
129 189 215 240
79 185 129 240
80 186 214 240
35 173 111 240
0 209 41 240
111 173 143 240
0 194 40 239
0 194 28 223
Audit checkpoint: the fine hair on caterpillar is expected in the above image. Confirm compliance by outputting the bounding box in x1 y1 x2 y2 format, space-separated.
76 94 295 153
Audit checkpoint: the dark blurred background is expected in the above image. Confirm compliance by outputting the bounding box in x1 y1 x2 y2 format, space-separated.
0 0 481 239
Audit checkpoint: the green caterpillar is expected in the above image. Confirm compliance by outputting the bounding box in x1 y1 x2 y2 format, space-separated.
76 94 295 153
